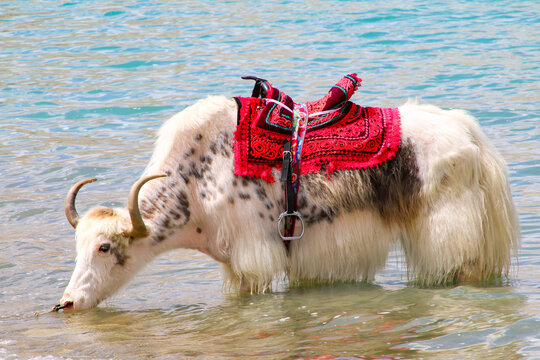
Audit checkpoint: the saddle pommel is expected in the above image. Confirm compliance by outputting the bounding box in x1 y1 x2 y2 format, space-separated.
242 75 271 98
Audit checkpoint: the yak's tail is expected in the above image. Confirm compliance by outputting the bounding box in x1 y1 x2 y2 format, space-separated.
461 112 521 279
401 103 520 285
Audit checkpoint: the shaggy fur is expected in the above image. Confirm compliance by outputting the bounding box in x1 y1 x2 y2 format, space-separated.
60 96 520 310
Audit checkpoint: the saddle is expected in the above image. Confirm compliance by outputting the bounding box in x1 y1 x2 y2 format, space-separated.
233 74 402 244
233 73 402 183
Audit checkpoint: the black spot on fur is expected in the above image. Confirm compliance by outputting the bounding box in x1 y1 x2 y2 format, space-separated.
111 246 127 266
180 173 190 184
297 194 307 211
195 134 203 141
199 154 213 166
160 216 172 229
256 186 268 201
156 234 166 242
238 191 251 200
303 208 335 225
196 227 202 233
171 210 181 220
140 199 156 218
362 139 421 222
107 237 131 267
175 190 191 226
200 163 210 174
302 139 422 225
168 179 178 189
188 161 202 179
221 131 230 142
216 131 232 158
184 148 195 159
209 141 218 155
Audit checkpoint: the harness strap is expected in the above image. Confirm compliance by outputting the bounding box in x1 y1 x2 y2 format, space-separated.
242 77 326 250
280 140 295 251
277 104 308 250
280 140 295 214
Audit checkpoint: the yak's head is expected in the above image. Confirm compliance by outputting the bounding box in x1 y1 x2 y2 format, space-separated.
55 175 165 311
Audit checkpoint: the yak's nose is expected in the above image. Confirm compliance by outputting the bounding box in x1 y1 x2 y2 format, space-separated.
53 293 76 312
52 301 74 312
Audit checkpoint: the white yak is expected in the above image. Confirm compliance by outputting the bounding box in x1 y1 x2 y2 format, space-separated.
55 96 520 311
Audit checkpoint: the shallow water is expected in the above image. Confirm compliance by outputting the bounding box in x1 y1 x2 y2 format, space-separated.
1 1 539 359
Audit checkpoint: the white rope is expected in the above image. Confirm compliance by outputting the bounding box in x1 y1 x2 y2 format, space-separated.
265 98 294 113
309 107 343 118
265 98 342 118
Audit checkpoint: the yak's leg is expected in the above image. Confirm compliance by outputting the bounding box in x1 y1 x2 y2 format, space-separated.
401 185 485 285
401 136 518 285
219 232 288 293
289 210 397 284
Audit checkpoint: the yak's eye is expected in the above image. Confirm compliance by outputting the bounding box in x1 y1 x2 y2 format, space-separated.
98 243 111 253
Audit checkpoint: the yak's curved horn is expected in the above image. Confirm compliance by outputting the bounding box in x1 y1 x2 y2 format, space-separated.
65 178 97 229
126 174 167 238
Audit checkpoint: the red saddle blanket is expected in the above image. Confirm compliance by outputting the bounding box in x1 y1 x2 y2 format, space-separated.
233 74 401 183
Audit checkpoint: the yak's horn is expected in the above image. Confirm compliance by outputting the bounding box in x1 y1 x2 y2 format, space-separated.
65 178 97 229
126 174 167 238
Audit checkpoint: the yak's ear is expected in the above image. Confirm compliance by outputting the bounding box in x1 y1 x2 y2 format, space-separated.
65 178 97 229
123 174 167 238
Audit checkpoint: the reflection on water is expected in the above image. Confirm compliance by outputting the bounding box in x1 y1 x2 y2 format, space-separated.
1 0 539 359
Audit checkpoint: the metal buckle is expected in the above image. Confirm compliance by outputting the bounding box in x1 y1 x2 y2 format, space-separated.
277 211 305 241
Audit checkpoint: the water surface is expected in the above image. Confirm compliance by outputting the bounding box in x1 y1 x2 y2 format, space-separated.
1 1 539 359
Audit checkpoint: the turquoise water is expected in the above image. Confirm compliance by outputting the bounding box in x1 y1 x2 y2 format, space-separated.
1 1 539 358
